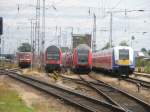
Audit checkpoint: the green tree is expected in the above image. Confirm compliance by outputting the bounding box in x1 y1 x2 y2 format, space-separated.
141 48 147 53
101 42 112 50
148 50 150 56
18 43 31 52
119 40 129 46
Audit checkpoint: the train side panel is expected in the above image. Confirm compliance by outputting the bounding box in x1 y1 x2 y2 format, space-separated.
92 49 113 70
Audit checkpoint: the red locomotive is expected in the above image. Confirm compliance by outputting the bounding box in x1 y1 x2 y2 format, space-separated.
16 52 32 68
44 45 62 72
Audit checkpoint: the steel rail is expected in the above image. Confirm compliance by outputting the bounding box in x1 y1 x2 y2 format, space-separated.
4 70 125 112
88 75 150 112
61 75 123 108
126 77 150 88
78 75 126 110
60 74 150 112
133 73 150 79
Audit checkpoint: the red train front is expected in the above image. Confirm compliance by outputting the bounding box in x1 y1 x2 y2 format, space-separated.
44 45 62 72
72 44 92 73
17 52 32 68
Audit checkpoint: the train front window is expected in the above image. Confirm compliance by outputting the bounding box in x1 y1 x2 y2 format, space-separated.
77 50 89 64
47 52 60 60
119 49 129 60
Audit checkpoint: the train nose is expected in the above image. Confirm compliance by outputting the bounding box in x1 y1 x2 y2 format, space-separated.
77 54 88 65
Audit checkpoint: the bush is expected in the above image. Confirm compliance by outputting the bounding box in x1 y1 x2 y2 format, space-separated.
144 66 150 73
136 58 150 73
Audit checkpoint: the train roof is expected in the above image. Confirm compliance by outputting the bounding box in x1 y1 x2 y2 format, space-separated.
46 45 60 52
76 44 90 50
17 52 32 54
113 46 133 50
94 46 133 53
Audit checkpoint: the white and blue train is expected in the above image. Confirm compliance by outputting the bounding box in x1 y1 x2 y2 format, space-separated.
92 46 135 77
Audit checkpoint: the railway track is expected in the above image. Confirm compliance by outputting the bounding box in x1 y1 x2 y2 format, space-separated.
2 70 125 112
126 77 150 88
87 75 150 112
61 74 150 112
133 73 150 79
61 75 122 108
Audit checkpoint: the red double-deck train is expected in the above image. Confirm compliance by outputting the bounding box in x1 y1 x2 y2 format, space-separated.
62 44 92 73
44 45 62 72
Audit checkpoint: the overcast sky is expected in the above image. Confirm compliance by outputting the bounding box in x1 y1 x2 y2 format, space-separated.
0 0 150 53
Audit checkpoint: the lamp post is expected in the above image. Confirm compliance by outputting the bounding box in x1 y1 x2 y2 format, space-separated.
131 36 135 48
29 19 36 70
41 0 45 70
40 0 57 69
65 27 74 49
92 13 96 52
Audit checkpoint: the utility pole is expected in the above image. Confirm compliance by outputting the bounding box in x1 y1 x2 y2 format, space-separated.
71 27 73 49
58 27 61 47
0 17 3 67
33 22 36 67
30 19 33 70
92 13 96 52
109 12 113 48
29 19 36 69
55 26 58 44
41 0 45 69
35 0 41 68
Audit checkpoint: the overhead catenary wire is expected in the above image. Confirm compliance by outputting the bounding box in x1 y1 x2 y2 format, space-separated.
111 0 122 10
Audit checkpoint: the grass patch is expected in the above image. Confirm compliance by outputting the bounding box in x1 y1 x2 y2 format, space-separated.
136 58 150 73
32 103 59 112
0 84 34 112
0 84 59 112
0 61 17 69
144 66 150 74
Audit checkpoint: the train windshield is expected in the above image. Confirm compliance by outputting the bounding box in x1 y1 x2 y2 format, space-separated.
47 52 60 60
77 50 89 64
119 49 129 60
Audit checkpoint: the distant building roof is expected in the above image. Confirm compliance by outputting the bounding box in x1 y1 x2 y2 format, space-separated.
135 51 150 60
72 34 91 37
135 51 145 57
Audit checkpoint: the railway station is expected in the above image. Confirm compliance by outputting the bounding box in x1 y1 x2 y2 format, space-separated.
0 0 150 112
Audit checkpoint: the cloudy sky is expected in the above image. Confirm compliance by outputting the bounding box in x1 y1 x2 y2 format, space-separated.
0 0 150 53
